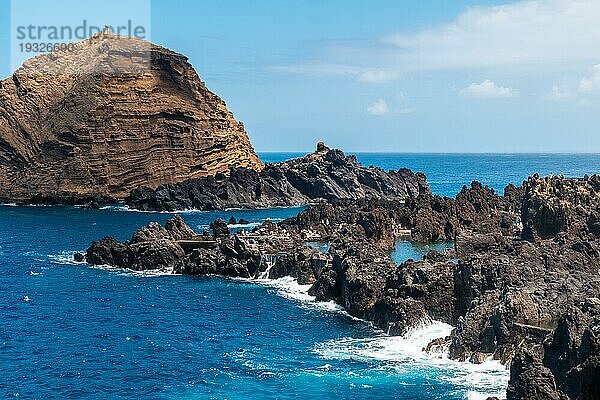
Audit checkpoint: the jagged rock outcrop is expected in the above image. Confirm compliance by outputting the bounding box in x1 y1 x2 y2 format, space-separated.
446 176 599 367
0 32 262 203
125 143 431 211
280 180 519 248
281 198 405 250
521 174 600 242
84 215 324 282
507 302 600 400
81 173 600 400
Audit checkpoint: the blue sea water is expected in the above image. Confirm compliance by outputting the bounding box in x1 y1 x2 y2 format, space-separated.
390 241 455 265
2 153 597 399
260 152 600 197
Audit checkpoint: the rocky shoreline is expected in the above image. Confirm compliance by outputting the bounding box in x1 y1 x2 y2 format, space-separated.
125 142 430 211
3 143 429 211
78 157 600 400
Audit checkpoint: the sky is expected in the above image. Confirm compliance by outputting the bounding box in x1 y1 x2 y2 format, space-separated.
1 0 600 153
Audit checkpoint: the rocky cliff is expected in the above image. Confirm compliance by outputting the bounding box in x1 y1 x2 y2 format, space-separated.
0 32 262 202
82 173 600 400
126 142 431 211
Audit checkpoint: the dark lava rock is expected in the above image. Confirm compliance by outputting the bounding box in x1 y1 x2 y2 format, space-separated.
84 173 600 400
81 201 100 210
521 174 600 242
165 215 196 240
125 144 431 211
506 304 600 399
507 349 565 400
308 238 395 319
210 219 230 237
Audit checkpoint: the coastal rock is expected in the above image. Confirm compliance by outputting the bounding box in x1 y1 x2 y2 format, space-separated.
334 249 393 319
309 239 396 319
521 175 600 242
266 245 328 284
371 259 456 335
398 180 520 244
542 305 600 400
444 176 600 369
126 145 431 211
87 219 189 272
0 32 262 204
403 194 458 242
454 232 509 257
449 237 600 363
82 173 600 400
86 237 134 268
507 303 600 400
210 219 230 237
83 215 320 282
307 269 339 301
283 198 403 249
507 350 565 400
165 215 197 240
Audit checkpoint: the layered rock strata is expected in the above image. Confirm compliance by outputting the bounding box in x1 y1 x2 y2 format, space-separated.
0 32 262 202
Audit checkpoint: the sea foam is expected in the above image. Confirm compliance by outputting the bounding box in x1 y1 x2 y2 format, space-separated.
51 249 509 399
99 205 210 214
312 321 509 399
254 275 509 400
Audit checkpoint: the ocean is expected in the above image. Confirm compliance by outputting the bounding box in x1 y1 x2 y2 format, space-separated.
261 152 600 197
1 153 598 399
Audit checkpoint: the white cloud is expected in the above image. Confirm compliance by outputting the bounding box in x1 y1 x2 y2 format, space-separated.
460 80 517 98
544 84 573 101
356 70 400 83
272 64 399 83
543 64 600 102
396 107 416 114
383 0 600 71
578 64 600 93
366 99 416 116
367 99 389 115
274 0 600 79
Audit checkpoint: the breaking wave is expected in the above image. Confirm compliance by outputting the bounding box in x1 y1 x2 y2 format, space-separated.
48 250 509 399
313 322 509 399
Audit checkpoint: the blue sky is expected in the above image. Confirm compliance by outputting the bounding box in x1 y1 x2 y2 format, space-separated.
1 0 600 152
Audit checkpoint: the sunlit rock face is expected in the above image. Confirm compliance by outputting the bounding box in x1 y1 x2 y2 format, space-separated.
0 32 262 202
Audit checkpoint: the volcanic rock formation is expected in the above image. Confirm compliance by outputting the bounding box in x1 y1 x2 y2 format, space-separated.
0 32 262 203
126 143 431 211
82 173 600 400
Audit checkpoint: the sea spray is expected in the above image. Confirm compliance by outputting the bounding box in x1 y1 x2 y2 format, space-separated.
256 254 282 280
253 274 509 399
313 321 509 399
50 247 509 399
255 276 345 313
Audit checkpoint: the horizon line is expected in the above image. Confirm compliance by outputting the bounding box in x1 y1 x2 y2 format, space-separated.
256 150 600 155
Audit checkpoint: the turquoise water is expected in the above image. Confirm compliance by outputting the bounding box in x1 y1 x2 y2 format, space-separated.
0 205 507 399
391 241 455 264
260 152 600 197
5 153 597 399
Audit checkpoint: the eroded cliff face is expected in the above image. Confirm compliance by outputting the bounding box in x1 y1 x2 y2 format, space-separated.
0 32 262 201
